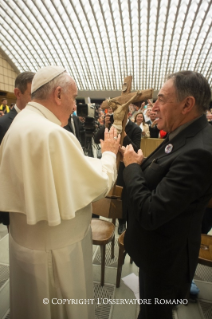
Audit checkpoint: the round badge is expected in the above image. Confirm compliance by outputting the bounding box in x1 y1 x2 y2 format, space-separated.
165 144 173 154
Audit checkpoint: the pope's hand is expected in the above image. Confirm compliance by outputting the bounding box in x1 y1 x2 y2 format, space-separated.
100 126 120 155
122 145 144 166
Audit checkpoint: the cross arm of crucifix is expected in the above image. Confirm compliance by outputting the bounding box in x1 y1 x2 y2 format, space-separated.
101 87 153 134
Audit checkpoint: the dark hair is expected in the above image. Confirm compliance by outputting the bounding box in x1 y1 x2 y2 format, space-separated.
15 72 35 94
135 111 146 124
1 98 7 103
167 71 211 113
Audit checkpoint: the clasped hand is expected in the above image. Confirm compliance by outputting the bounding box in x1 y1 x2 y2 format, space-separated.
120 144 144 167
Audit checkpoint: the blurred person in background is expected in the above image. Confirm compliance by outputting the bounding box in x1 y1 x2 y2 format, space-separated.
0 98 10 114
134 112 150 138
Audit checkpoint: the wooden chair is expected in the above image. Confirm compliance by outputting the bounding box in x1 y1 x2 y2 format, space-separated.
92 186 123 222
91 186 123 286
198 197 212 267
198 234 212 267
91 218 115 286
91 187 123 286
116 230 133 288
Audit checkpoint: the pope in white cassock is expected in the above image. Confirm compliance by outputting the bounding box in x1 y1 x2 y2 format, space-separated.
0 66 120 319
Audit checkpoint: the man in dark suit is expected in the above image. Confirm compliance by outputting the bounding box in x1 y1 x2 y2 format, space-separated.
94 112 141 233
64 111 85 146
0 71 35 225
146 110 161 138
0 72 35 144
121 71 212 319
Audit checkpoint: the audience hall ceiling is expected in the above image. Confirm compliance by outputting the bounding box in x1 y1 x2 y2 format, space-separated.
0 0 211 92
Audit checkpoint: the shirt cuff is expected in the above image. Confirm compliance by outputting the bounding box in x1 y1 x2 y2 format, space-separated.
102 151 116 159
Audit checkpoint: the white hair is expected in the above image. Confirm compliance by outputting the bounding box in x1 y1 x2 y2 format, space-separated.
32 72 73 100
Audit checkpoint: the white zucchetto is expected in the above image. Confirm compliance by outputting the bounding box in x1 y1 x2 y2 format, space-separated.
31 65 66 93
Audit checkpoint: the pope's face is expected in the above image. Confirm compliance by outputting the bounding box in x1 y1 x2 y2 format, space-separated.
152 79 184 133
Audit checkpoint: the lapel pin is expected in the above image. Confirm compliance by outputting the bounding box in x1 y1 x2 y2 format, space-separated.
165 144 173 154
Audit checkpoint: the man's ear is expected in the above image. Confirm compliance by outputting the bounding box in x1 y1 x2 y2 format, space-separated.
54 86 62 105
14 88 21 99
182 96 196 114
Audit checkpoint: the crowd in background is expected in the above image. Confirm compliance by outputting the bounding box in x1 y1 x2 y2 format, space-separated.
95 99 212 139
95 99 165 139
2 96 212 140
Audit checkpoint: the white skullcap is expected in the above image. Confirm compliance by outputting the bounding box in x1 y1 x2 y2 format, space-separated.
31 66 66 93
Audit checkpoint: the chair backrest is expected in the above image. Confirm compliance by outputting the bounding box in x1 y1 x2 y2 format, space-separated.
140 138 164 157
92 197 122 219
92 185 123 219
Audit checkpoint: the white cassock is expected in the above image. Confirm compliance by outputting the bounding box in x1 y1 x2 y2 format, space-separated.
0 102 117 319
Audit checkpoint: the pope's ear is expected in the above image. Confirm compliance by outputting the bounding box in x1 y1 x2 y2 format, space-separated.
14 88 21 99
182 96 195 114
54 86 62 105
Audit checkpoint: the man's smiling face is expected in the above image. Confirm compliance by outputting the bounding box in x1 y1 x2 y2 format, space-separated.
152 79 185 133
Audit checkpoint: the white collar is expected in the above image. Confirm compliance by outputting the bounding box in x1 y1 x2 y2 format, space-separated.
27 102 61 126
14 104 21 113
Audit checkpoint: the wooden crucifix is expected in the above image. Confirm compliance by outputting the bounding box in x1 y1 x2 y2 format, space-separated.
92 77 153 220
101 76 153 169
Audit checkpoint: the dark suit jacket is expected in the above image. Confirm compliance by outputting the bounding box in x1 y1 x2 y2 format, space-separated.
0 107 18 225
64 115 85 146
0 107 17 144
94 120 141 219
145 120 151 125
149 124 160 138
123 115 212 287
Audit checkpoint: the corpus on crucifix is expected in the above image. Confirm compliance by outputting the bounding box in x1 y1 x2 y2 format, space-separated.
101 76 153 135
101 76 153 202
